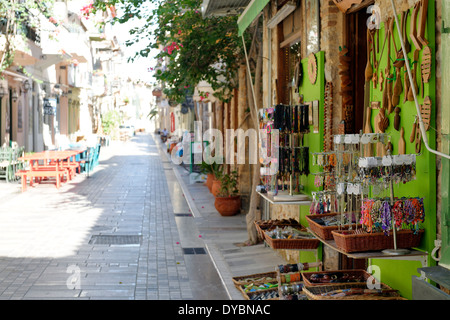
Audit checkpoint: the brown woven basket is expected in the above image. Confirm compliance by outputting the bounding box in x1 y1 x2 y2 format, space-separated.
254 219 302 240
302 269 372 286
263 229 320 250
306 213 361 240
232 271 277 287
303 283 405 300
244 288 279 300
331 229 424 253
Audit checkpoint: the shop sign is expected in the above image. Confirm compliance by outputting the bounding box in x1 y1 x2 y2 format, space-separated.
170 112 175 132
332 0 364 13
43 98 57 116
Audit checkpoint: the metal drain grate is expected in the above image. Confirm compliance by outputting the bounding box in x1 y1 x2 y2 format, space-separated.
89 235 142 245
174 213 192 217
183 247 207 255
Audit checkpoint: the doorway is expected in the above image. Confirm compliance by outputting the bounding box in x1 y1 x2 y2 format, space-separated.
344 9 370 134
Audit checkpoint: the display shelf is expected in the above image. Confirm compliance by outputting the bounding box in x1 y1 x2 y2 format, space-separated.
257 191 312 206
307 228 428 267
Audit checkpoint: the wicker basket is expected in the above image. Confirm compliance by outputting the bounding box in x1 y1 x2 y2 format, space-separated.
263 228 320 250
232 271 277 287
254 219 302 240
331 229 424 253
303 283 405 300
245 288 279 300
306 213 361 240
302 269 372 286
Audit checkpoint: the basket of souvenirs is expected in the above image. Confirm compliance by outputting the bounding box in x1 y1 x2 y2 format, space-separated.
306 212 361 240
303 283 405 300
302 269 372 286
263 225 320 250
232 271 277 287
254 218 301 240
331 228 424 253
237 281 279 300
246 288 279 300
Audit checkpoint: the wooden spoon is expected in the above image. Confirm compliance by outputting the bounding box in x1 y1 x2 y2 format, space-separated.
398 127 406 155
392 68 402 107
365 28 373 82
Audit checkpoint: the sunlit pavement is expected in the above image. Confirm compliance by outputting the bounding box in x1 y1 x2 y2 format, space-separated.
0 133 285 300
0 133 226 300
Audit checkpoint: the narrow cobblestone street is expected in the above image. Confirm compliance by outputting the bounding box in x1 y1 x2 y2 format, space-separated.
0 133 229 300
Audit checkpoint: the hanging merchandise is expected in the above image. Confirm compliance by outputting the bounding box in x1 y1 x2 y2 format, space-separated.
259 104 311 197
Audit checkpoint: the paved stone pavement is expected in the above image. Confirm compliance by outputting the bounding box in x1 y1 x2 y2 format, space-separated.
0 133 286 300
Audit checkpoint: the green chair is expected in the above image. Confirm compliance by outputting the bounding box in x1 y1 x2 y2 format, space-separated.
0 148 13 183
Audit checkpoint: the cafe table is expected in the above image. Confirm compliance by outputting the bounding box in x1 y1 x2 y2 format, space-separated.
16 150 84 191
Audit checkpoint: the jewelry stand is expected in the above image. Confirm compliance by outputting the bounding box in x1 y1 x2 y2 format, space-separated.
382 151 410 255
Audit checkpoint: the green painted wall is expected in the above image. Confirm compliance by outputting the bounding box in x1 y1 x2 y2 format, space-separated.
368 1 436 299
439 0 450 271
296 1 438 299
297 51 325 266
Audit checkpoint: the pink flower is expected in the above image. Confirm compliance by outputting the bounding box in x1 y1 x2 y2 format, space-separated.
178 30 182 35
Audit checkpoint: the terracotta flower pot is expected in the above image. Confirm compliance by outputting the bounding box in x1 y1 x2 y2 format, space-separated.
211 179 221 197
214 195 241 216
205 173 214 191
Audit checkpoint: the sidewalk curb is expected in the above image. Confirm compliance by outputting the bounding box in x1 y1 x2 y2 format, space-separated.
151 133 240 300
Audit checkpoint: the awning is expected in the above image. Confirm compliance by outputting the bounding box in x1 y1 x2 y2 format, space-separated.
237 0 270 36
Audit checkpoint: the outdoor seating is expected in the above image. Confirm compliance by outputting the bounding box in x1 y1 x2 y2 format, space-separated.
0 148 13 183
16 150 85 192
79 147 95 177
0 146 25 183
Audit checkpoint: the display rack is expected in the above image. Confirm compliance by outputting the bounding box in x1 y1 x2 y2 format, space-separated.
306 133 427 266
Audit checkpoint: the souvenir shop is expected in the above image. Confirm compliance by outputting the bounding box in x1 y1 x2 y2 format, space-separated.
232 0 448 300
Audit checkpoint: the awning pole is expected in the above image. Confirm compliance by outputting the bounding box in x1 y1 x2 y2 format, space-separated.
241 34 260 120
390 0 450 160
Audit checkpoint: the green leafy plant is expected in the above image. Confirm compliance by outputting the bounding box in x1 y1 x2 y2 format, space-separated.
199 161 222 177
217 170 239 198
88 0 251 104
101 110 122 135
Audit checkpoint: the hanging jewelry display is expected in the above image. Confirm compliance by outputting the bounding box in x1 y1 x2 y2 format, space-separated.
258 104 311 200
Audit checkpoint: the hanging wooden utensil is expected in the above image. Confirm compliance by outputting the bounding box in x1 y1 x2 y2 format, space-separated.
421 96 432 131
417 0 429 47
402 10 411 55
392 68 402 107
415 121 422 153
399 127 406 155
410 117 417 143
418 0 431 99
393 16 404 69
407 49 419 102
394 106 401 131
410 2 422 50
365 28 373 82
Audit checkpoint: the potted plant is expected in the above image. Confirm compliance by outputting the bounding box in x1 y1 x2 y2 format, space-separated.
200 162 222 193
214 170 241 216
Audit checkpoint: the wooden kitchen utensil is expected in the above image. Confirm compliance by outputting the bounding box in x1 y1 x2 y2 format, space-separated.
410 2 422 50
392 68 402 107
399 127 406 155
410 117 417 143
365 28 373 82
394 107 401 131
421 96 432 131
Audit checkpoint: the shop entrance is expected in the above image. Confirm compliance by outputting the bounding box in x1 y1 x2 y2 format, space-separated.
344 8 369 134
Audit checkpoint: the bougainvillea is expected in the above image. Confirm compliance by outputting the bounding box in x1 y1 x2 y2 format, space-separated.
89 0 250 104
